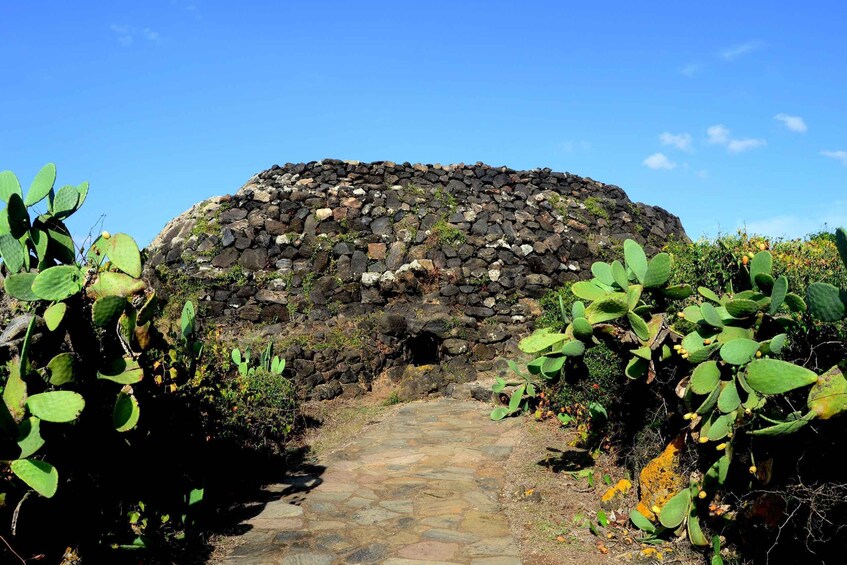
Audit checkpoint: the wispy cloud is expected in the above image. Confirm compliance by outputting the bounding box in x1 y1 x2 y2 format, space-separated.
774 113 807 133
727 138 767 153
172 0 202 19
643 153 677 170
559 140 592 153
706 124 730 145
706 124 765 154
680 63 700 77
821 150 847 165
659 132 693 152
110 24 161 46
721 41 760 61
741 201 847 238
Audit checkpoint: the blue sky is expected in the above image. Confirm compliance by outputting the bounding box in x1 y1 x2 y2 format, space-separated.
2 1 845 246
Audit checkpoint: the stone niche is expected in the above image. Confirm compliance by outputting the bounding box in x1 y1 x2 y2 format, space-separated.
145 159 687 400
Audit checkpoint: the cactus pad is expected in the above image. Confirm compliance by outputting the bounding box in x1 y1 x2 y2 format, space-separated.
749 251 772 289
624 239 648 283
87 271 146 298
690 361 720 394
627 311 650 341
806 282 846 322
10 458 58 498
571 280 608 301
43 302 67 331
717 379 741 413
745 359 818 394
584 293 629 324
559 339 586 357
0 170 22 202
114 389 141 432
725 299 758 318
24 163 56 207
807 365 847 419
3 272 38 301
107 233 142 278
7 193 30 238
572 316 594 340
17 417 45 459
0 232 26 273
92 295 128 327
719 339 760 365
50 185 79 218
47 353 75 386
591 261 615 286
658 489 690 529
700 303 724 328
643 253 672 288
519 329 568 354
98 357 144 384
26 391 85 423
31 265 84 302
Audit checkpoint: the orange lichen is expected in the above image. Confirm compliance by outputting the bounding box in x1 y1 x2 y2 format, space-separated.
601 478 633 503
637 434 687 520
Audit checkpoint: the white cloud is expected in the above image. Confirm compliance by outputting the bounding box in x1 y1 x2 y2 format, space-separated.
110 23 160 45
110 24 133 46
706 124 765 154
721 41 760 61
659 132 693 151
707 124 730 145
680 63 700 77
141 28 161 42
727 138 767 153
774 113 807 133
741 205 847 238
559 140 592 153
821 150 847 165
643 153 677 170
695 169 709 179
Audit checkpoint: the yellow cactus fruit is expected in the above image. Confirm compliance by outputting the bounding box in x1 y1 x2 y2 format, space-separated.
716 442 727 450
703 338 712 345
758 242 767 251
673 344 682 350
698 490 707 499
651 505 661 514
101 230 111 239
683 412 695 420
749 465 758 474
755 350 763 358
699 436 709 444
677 312 686 318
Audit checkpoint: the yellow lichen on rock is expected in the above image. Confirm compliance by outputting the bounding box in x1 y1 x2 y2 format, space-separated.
637 434 687 520
600 478 633 508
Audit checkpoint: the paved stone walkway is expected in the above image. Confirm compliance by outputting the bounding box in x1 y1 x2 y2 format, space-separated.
221 399 523 565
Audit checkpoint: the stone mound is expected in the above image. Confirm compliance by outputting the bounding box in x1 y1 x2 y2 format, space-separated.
146 159 687 400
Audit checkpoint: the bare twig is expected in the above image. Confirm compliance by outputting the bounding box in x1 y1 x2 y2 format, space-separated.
0 535 26 564
11 492 30 537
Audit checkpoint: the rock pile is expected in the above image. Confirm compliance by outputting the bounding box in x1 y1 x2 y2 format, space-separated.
146 159 687 399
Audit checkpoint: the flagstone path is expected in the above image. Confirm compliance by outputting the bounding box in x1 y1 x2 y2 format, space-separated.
220 399 523 565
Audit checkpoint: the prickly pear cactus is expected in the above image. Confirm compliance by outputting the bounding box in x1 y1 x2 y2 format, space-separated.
501 233 847 550
0 165 155 502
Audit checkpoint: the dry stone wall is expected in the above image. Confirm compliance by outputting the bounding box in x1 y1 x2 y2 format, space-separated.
146 159 687 400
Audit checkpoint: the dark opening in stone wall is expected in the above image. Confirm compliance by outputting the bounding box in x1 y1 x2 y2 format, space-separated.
407 332 441 366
